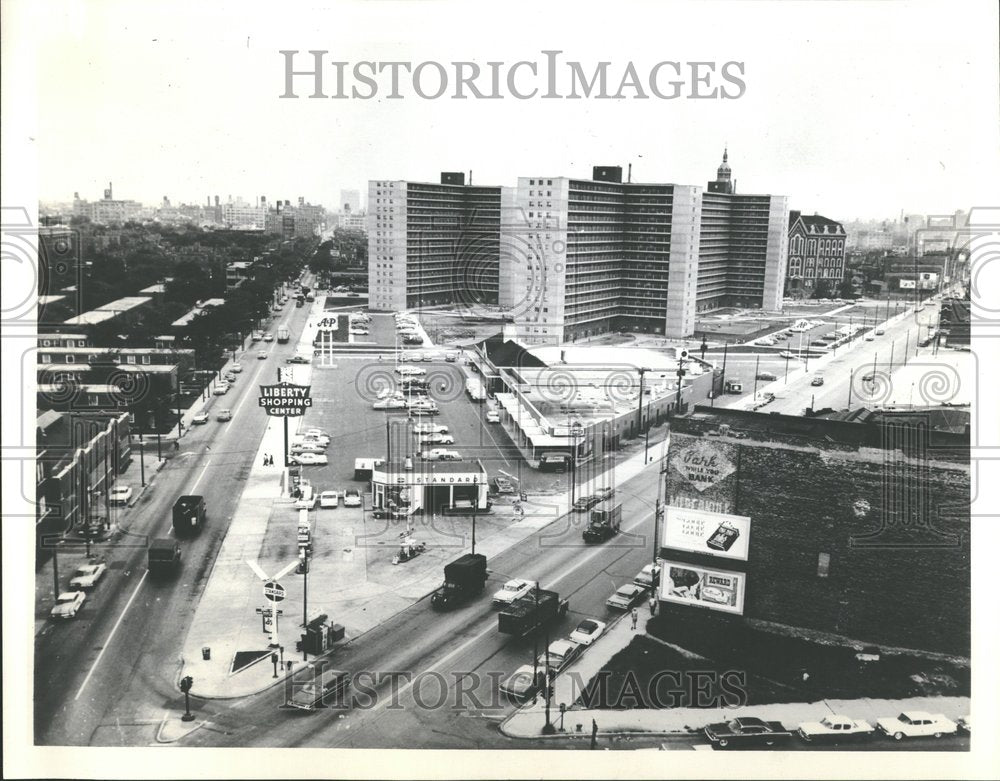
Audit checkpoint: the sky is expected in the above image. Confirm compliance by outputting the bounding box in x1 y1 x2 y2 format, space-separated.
13 0 1000 220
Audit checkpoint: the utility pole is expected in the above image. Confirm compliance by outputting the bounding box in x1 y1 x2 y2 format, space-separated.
138 435 146 487
752 355 761 401
542 630 555 734
888 340 895 374
674 352 687 414
847 367 854 409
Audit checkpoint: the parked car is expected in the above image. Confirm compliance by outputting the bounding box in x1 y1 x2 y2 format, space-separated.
212 384 229 396
493 476 515 494
876 711 958 740
594 486 615 501
756 371 778 381
224 371 237 382
798 715 875 743
875 328 886 335
291 442 325 455
536 639 581 674
704 716 793 748
492 579 537 606
485 409 500 424
413 423 448 435
862 372 877 382
569 618 607 647
263 333 274 342
192 412 210 425
420 449 461 461
373 398 408 410
109 485 133 506
286 355 310 364
409 403 440 416
50 591 86 620
606 583 647 610
319 491 340 509
230 363 243 373
343 488 362 507
573 495 599 512
811 376 825 386
957 715 970 734
349 328 369 336
295 488 317 509
865 333 876 341
69 562 107 590
633 564 661 589
216 408 232 422
258 350 268 360
290 452 328 466
499 664 543 700
304 429 331 442
419 433 455 445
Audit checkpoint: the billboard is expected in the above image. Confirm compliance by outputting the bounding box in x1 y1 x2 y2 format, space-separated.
661 562 746 615
663 506 751 561
898 279 916 289
919 272 939 290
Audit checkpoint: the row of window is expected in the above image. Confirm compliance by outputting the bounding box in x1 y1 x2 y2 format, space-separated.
40 354 154 365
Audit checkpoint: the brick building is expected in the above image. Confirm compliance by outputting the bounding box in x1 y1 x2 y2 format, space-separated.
785 211 847 295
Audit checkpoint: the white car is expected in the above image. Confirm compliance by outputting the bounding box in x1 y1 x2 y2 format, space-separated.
570 618 607 646
216 408 233 422
798 715 875 743
413 423 448 435
409 401 439 416
192 412 210 425
500 664 543 700
536 639 582 673
606 583 646 610
291 452 328 466
343 489 362 507
373 397 408 410
420 448 461 461
109 485 132 506
633 564 661 589
230 363 243 373
486 410 500 424
212 384 229 396
492 579 537 606
319 491 340 509
295 490 317 510
263 333 274 342
258 350 268 360
395 366 426 376
291 442 325 454
305 428 330 440
50 591 86 620
876 711 958 740
69 562 107 589
350 329 369 336
419 433 455 445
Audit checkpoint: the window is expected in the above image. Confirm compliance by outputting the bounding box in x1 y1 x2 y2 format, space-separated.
66 355 75 364
141 356 151 365
126 355 136 364
41 354 52 364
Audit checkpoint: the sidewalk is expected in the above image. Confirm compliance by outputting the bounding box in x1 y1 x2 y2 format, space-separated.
501 613 970 739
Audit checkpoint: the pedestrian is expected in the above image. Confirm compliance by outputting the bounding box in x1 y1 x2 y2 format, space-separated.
630 608 638 630
263 453 269 466
268 454 274 466
648 596 657 616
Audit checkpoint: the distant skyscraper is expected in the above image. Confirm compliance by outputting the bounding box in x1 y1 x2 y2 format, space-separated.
340 189 361 213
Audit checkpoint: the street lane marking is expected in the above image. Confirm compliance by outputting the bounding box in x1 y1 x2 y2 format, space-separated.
367 506 655 714
231 362 267 419
75 569 149 701
190 459 213 493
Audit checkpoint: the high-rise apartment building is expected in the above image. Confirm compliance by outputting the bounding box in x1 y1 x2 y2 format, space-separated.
368 173 502 312
369 155 788 340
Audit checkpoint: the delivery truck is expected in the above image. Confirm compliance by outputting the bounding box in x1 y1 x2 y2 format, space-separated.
277 326 290 344
582 500 622 543
431 553 488 610
498 588 569 637
148 538 181 575
172 495 206 536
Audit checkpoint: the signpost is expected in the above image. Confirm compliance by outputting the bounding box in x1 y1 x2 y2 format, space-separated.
263 581 286 602
246 560 298 648
259 377 312 468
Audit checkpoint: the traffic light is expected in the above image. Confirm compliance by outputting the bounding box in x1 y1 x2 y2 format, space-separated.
179 675 193 693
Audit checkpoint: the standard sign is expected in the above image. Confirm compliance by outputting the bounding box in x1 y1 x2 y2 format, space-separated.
263 581 286 602
258 382 312 417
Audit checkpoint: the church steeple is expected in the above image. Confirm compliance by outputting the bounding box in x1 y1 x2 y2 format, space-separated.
709 147 735 194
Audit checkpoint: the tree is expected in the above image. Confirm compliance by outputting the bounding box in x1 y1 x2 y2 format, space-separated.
812 278 835 299
166 260 213 306
837 277 858 299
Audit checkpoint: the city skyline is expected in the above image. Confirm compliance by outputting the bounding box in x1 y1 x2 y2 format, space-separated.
21 1 999 221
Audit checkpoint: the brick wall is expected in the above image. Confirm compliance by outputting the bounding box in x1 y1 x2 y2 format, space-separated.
662 429 970 656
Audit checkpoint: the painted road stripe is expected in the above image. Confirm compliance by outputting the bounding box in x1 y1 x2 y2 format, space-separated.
75 570 149 701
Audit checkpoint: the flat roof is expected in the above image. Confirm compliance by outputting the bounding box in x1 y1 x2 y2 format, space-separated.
63 310 117 326
38 295 66 305
139 283 167 294
374 460 486 476
95 296 152 311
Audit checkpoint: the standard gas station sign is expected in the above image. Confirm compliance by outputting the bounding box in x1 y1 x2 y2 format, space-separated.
258 382 312 416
